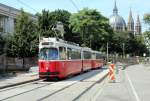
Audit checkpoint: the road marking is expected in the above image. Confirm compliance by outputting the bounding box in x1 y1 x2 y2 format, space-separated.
82 70 109 101
125 71 140 101
92 75 108 101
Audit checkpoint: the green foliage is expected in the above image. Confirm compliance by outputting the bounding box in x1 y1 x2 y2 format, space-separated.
143 13 150 49
109 31 148 56
0 27 3 32
37 9 72 39
144 31 150 41
37 10 53 37
127 36 148 56
69 8 113 50
144 31 150 47
144 13 150 25
109 32 127 53
0 34 5 55
8 9 38 57
6 8 146 58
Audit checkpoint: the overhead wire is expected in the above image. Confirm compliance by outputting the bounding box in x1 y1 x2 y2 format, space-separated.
16 0 38 13
17 0 80 13
70 0 80 11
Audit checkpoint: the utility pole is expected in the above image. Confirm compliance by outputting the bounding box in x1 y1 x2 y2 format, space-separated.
107 42 109 62
123 43 125 59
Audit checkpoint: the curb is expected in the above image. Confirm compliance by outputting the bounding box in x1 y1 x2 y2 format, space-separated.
97 70 109 83
92 70 109 101
0 78 40 89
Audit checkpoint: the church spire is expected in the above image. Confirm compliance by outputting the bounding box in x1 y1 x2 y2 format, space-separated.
128 9 133 22
127 9 134 33
113 0 118 15
136 15 141 26
135 14 141 35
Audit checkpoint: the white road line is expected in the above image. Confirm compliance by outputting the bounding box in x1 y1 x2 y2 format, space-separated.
125 71 140 101
92 71 109 101
92 79 107 101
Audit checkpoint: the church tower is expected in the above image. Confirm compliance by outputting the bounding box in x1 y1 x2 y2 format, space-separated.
113 0 118 15
127 9 134 34
109 0 126 32
135 15 141 35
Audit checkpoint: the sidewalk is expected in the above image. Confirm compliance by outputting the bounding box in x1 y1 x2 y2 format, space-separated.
94 67 134 101
0 71 39 89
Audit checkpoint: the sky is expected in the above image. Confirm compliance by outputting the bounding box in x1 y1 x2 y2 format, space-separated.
0 0 149 31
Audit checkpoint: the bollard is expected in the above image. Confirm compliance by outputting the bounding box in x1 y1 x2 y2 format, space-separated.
115 65 119 74
108 63 115 83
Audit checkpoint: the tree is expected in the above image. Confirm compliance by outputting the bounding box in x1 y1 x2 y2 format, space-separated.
144 13 150 25
143 31 150 53
37 10 53 37
8 9 38 58
37 9 72 40
0 34 5 55
69 8 113 50
143 13 150 47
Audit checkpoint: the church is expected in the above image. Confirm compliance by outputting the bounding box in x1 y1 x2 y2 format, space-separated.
109 1 142 35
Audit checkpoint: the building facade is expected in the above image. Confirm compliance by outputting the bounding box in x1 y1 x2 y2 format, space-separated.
109 1 126 32
127 9 134 34
109 1 142 35
135 15 141 35
0 3 37 34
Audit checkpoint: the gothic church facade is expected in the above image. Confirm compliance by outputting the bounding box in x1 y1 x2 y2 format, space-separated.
109 1 142 35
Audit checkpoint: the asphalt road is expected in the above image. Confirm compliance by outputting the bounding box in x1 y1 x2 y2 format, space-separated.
95 64 150 101
0 64 150 101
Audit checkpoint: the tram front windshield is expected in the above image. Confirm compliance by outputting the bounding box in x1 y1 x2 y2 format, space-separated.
39 48 58 60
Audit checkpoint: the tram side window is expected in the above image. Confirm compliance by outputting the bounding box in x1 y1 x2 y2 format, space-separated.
67 48 81 60
96 53 102 59
59 47 66 60
92 53 96 59
67 48 72 60
83 51 91 59
71 49 81 59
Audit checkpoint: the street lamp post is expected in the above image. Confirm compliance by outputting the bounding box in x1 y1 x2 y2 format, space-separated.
107 42 109 62
123 43 125 59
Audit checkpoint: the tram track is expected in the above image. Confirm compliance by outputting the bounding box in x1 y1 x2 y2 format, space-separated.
0 69 107 101
0 71 94 101
37 69 107 101
0 80 56 101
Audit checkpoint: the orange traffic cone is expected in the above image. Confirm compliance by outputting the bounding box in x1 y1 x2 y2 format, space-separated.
108 63 115 82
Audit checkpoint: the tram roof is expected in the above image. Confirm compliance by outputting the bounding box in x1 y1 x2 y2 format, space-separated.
82 47 92 51
39 37 105 54
92 50 102 54
40 37 81 49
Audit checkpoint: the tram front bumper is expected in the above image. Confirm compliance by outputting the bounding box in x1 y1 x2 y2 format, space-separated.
39 72 59 77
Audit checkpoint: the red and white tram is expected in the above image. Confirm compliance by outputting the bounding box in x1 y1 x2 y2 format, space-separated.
91 51 104 69
82 47 92 71
38 37 105 79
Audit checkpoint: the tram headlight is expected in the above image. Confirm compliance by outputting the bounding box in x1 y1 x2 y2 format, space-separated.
45 62 49 70
46 66 49 70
